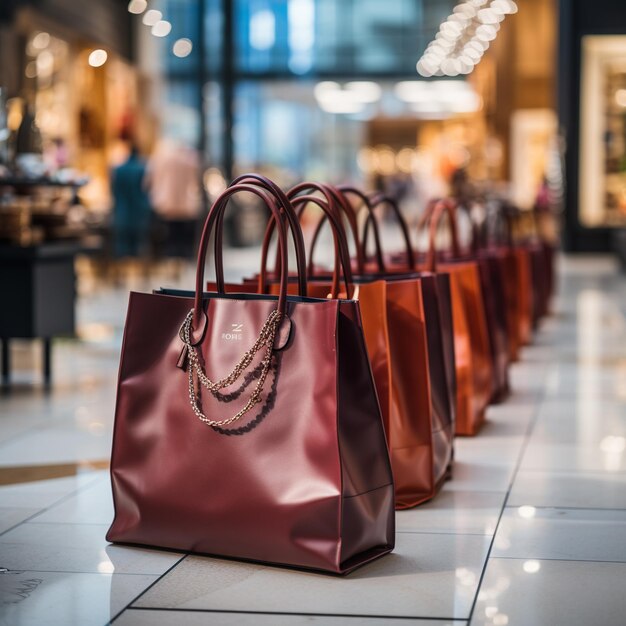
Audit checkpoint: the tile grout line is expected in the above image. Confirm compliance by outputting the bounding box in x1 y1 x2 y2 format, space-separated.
0 569 164 577
122 605 468 621
107 554 189 625
488 555 626 565
501 504 626 513
466 335 555 624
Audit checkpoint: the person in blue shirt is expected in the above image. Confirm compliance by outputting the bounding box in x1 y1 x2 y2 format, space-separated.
111 145 152 258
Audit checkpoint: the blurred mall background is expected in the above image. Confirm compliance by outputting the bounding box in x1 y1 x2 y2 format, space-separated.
2 0 625 267
1 3 626 405
2 2 626 625
1 0 626 379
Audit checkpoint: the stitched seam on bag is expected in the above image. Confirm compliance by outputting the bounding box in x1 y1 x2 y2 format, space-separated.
343 482 393 500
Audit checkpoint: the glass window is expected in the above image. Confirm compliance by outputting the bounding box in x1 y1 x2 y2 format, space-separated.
234 0 456 75
162 79 201 146
233 81 365 181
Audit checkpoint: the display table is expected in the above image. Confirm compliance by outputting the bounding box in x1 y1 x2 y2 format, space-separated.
0 242 86 387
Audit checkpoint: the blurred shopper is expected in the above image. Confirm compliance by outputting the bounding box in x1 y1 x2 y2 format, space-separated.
145 139 201 261
111 145 152 259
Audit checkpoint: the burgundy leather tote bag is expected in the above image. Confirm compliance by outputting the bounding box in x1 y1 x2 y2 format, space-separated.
107 181 395 574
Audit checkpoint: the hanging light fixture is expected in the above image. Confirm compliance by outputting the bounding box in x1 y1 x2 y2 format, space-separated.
417 0 518 77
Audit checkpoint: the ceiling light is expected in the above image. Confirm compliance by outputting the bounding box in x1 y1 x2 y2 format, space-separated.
615 90 626 108
152 20 172 37
128 0 147 14
143 9 162 26
314 81 341 102
318 101 364 114
417 0 517 77
88 49 108 67
398 80 481 117
32 32 50 49
492 0 518 14
314 81 379 114
477 8 502 24
173 38 193 58
345 81 382 103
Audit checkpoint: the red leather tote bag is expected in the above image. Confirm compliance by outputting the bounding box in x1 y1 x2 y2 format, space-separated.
422 202 493 435
107 181 395 574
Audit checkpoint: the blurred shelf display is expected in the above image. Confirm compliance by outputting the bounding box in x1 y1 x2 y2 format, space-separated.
580 35 626 228
0 176 97 246
0 240 101 388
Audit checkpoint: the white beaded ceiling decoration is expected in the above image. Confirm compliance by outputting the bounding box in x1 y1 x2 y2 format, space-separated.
417 0 518 77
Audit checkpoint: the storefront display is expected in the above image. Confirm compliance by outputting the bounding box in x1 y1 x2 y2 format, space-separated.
580 35 626 228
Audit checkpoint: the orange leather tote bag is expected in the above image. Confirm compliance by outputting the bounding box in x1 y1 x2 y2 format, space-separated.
422 201 493 435
484 204 525 362
454 201 511 402
293 185 444 508
361 192 456 492
107 180 395 574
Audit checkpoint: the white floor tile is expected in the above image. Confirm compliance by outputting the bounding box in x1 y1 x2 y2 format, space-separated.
134 533 491 619
492 507 626 562
0 254 625 623
0 570 156 626
0 473 103 509
397 491 505 536
0 507 40 535
530 407 626 446
0 426 112 467
508 470 626 509
116 609 464 625
0 522 183 575
443 461 515 494
31 477 113 525
519 441 626 473
534 395 626 418
0 415 49 446
454 437 524 469
471 558 626 626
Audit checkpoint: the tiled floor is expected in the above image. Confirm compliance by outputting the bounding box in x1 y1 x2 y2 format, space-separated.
1 255 626 625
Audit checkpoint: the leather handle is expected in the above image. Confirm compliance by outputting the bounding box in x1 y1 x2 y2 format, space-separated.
424 199 461 272
367 193 416 271
192 183 289 344
455 201 483 253
260 182 364 281
228 173 308 297
336 185 385 273
291 183 367 276
291 194 354 299
492 203 515 248
418 197 461 267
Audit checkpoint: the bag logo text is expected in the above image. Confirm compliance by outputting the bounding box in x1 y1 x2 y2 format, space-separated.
221 323 243 341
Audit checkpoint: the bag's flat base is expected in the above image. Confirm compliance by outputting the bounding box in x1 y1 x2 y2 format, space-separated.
393 457 453 510
106 539 394 577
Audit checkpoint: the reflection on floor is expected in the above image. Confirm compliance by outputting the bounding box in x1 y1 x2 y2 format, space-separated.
1 255 626 626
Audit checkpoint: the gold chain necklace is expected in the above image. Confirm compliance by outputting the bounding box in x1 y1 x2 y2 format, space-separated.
179 308 282 428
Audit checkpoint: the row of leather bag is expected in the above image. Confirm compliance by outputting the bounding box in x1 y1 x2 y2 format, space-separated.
107 173 555 574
